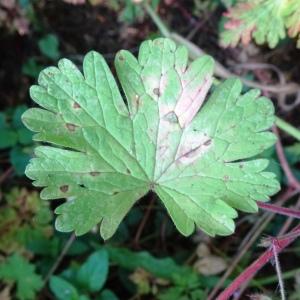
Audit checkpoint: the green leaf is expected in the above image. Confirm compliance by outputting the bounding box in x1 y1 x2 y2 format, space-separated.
0 254 43 300
38 34 60 60
220 0 288 48
22 57 45 78
22 38 279 239
107 246 197 283
49 276 80 300
0 128 18 149
13 105 28 128
0 112 7 128
97 290 119 300
77 249 109 292
10 146 31 175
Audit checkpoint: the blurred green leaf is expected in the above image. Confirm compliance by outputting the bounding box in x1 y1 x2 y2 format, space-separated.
0 112 7 128
77 249 109 292
0 129 18 149
10 146 31 175
0 254 43 300
97 289 119 300
13 105 28 128
38 34 60 60
50 276 80 300
107 247 196 283
285 143 300 165
22 58 44 78
17 128 33 145
26 233 60 256
119 0 159 23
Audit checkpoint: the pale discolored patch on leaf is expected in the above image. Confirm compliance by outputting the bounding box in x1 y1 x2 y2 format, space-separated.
22 38 280 239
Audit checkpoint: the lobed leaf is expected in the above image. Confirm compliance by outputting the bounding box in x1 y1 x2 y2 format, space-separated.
22 38 280 239
220 0 300 48
0 254 43 300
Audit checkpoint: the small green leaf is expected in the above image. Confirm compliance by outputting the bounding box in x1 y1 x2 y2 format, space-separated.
98 290 119 300
38 34 60 60
10 146 31 175
22 58 44 78
23 38 280 239
77 249 109 292
0 128 18 149
49 276 80 300
107 246 195 283
13 105 28 128
0 254 43 300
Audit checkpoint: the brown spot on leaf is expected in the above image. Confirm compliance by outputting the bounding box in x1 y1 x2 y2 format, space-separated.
66 123 77 132
239 163 244 169
126 168 131 175
113 191 119 195
223 175 229 182
118 55 124 61
90 171 100 176
153 88 160 96
60 185 69 193
134 95 141 109
73 102 81 109
163 111 178 123
204 139 212 146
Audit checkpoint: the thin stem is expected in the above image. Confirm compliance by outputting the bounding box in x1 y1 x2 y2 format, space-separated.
278 196 300 235
143 6 300 95
257 201 300 219
43 233 76 285
250 267 300 286
133 194 156 249
216 224 300 300
143 2 170 38
207 214 271 300
275 117 300 142
0 166 13 184
273 126 300 191
207 188 296 300
271 241 286 300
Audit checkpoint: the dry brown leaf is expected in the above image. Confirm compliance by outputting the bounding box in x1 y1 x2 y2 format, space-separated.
0 286 11 300
196 243 210 258
194 255 227 276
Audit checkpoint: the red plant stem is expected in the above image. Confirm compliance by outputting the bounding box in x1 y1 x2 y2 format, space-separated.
216 224 300 300
257 201 300 219
133 194 155 249
273 126 300 191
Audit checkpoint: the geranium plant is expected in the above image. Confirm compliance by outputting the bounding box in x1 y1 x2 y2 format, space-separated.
22 38 280 240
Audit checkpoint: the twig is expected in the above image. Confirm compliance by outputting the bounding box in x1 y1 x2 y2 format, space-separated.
216 224 300 300
234 193 300 299
143 2 170 38
206 188 296 300
272 240 286 300
171 35 300 94
257 201 300 219
43 233 76 285
278 196 300 235
273 126 300 191
275 117 300 142
0 167 13 184
133 194 156 249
